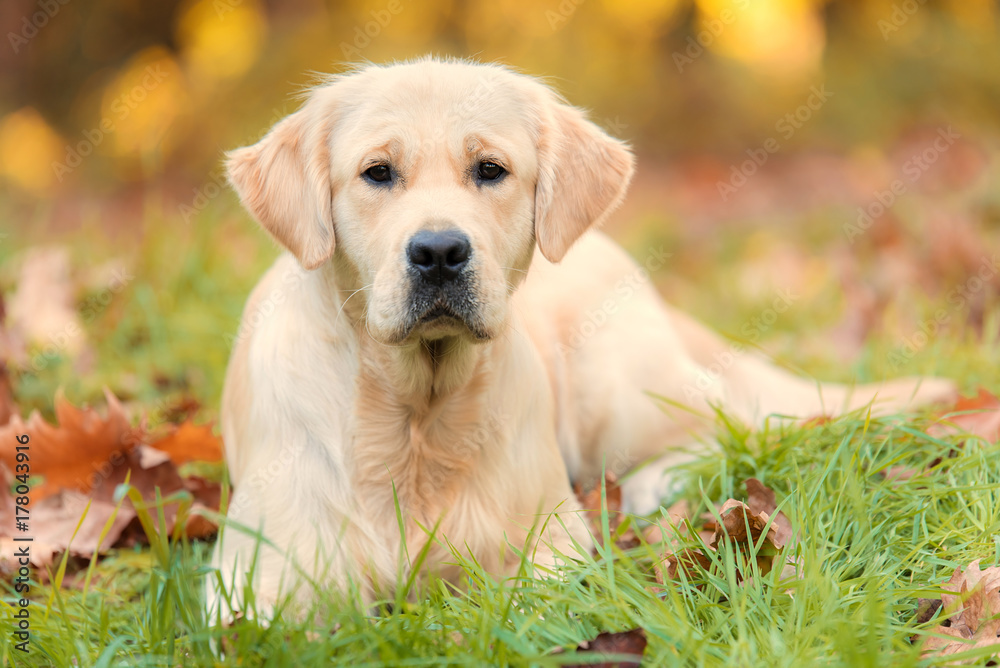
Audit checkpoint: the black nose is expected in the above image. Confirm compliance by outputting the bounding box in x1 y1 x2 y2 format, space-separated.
407 229 472 284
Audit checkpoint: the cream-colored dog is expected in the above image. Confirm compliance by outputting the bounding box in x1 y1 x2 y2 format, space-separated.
209 57 955 618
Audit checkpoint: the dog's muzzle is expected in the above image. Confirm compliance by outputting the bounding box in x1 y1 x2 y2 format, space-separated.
402 229 487 340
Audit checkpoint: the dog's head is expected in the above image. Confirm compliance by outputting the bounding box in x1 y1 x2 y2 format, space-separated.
226 59 634 345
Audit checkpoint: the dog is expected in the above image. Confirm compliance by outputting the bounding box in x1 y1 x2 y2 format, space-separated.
208 57 956 619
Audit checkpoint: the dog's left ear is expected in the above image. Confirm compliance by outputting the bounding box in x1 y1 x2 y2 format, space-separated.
226 101 335 270
534 100 635 263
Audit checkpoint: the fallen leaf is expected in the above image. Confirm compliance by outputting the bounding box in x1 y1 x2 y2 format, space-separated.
656 480 794 589
566 629 647 668
744 478 793 547
919 560 1000 663
711 499 784 577
0 489 134 574
0 389 140 499
656 547 714 586
930 389 1000 444
7 247 86 357
147 420 223 465
0 446 222 575
574 472 640 549
85 447 220 544
915 598 944 625
0 391 223 579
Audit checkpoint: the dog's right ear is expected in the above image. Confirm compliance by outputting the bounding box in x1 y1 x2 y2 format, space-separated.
226 104 335 270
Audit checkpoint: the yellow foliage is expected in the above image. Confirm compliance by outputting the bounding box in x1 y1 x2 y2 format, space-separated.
942 0 997 32
100 47 188 161
177 0 268 85
694 0 825 76
600 0 684 33
0 108 64 194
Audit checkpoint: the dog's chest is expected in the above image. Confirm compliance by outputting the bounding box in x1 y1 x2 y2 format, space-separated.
350 378 504 526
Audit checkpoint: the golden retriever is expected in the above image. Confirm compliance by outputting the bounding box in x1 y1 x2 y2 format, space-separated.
208 57 955 619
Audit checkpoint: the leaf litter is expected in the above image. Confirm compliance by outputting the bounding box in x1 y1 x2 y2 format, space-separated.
0 390 224 578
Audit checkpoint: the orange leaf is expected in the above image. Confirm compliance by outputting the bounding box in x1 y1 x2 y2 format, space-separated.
147 420 223 465
0 389 139 499
931 388 1000 444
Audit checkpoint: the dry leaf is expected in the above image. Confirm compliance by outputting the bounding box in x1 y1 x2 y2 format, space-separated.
7 247 85 357
574 472 640 549
744 478 793 547
0 490 134 574
711 499 785 577
920 560 1000 662
566 629 647 668
147 420 223 465
0 392 223 577
930 389 1000 444
657 480 793 589
0 389 139 499
656 547 714 585
0 446 222 575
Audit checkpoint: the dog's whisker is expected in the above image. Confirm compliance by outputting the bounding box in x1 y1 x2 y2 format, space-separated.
362 311 408 348
334 284 375 330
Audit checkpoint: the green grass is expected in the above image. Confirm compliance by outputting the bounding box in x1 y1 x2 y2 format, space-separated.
3 409 999 666
1 199 999 666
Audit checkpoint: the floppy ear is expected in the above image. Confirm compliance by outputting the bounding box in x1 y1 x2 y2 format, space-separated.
534 100 635 263
226 104 335 270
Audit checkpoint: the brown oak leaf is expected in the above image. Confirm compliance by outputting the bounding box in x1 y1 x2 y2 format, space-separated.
566 629 647 668
0 389 140 499
920 560 1000 662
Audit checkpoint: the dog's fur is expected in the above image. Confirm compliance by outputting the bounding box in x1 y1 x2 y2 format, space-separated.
209 58 956 618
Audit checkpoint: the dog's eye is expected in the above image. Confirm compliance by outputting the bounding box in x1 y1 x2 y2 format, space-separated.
363 164 392 184
477 161 505 182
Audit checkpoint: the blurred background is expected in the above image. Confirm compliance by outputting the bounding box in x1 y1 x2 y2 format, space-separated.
0 0 998 421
